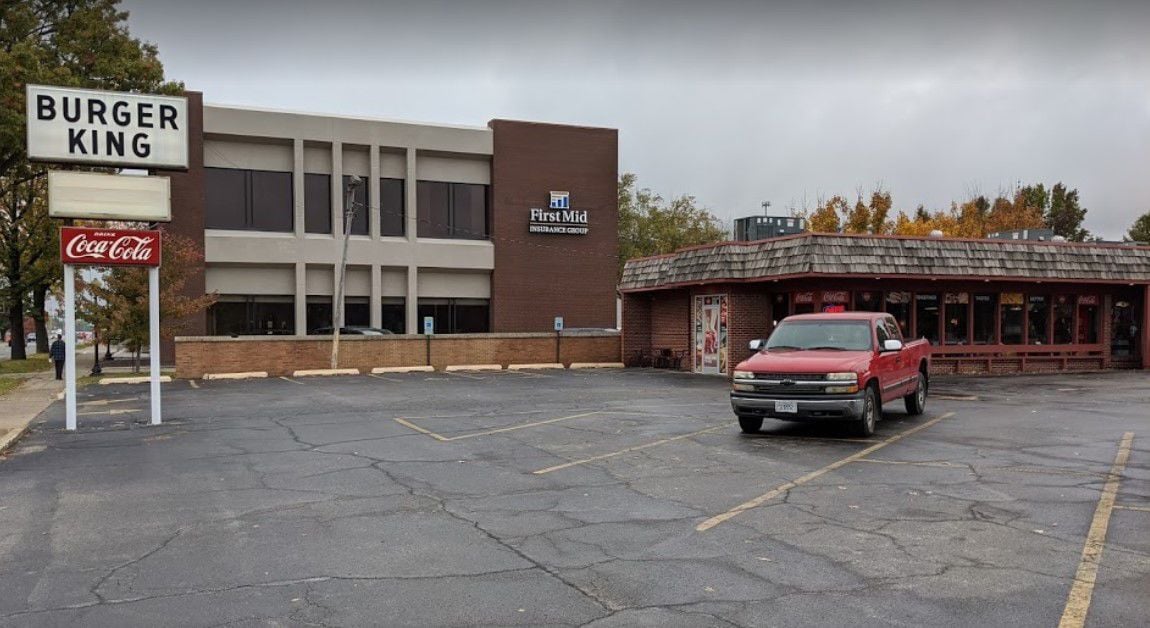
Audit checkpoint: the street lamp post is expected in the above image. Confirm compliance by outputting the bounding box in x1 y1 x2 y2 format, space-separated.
331 175 362 369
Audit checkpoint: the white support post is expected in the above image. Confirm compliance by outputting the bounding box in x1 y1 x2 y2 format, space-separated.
64 264 77 431
148 266 161 425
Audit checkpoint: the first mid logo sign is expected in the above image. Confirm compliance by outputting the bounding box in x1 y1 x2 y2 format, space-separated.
60 226 162 267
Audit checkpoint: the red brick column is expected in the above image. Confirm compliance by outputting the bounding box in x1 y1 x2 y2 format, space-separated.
727 290 772 377
1102 293 1113 369
1142 284 1150 370
651 290 691 370
621 292 652 366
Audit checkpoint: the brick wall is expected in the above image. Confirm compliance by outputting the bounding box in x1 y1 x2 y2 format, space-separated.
489 120 618 331
175 332 621 378
621 293 651 366
726 290 772 376
650 290 690 368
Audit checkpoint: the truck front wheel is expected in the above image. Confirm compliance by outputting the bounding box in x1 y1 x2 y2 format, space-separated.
854 387 878 437
738 415 763 434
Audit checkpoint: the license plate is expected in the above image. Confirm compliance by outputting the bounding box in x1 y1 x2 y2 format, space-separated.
774 400 798 414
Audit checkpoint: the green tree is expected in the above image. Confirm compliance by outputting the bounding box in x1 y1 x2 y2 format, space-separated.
97 233 215 372
1046 183 1090 241
0 0 181 360
1127 211 1150 243
617 172 727 275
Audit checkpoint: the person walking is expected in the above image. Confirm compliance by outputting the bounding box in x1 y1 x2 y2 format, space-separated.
50 334 66 381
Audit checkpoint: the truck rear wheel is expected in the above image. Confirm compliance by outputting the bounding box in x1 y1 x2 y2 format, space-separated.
738 415 763 434
904 371 927 416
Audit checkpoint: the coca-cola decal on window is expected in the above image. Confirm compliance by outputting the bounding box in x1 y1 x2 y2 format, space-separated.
60 226 162 267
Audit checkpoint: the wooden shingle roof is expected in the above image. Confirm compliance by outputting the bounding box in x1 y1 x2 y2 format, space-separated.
619 234 1150 291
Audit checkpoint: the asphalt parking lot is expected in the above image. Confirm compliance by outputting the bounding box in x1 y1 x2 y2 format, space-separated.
0 368 1146 627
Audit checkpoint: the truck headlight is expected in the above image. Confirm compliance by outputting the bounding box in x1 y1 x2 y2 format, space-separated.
733 370 754 380
825 372 858 381
825 384 860 394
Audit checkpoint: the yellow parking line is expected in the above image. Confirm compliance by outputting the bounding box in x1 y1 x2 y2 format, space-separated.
394 411 602 442
533 425 727 475
857 458 958 469
279 376 303 385
188 380 200 389
1058 432 1135 628
1114 504 1150 513
696 412 955 532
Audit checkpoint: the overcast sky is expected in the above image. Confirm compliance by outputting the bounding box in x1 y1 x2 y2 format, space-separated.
122 0 1150 239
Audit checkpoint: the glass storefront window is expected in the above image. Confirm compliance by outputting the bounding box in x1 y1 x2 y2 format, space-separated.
885 292 911 338
973 294 996 344
1028 295 1050 344
854 291 883 312
1001 293 1024 344
345 297 370 327
1077 296 1099 344
915 293 940 345
306 296 332 333
382 297 405 334
210 296 295 336
944 293 969 345
1112 300 1138 356
1053 296 1074 344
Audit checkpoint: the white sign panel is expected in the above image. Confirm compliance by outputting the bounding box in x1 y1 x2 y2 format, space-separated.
48 171 171 222
26 85 189 169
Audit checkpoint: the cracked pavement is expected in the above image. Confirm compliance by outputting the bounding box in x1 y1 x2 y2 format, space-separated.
0 368 1146 626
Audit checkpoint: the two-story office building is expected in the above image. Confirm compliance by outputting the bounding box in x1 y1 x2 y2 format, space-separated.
159 93 618 360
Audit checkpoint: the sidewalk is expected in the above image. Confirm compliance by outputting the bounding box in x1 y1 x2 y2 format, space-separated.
0 351 93 455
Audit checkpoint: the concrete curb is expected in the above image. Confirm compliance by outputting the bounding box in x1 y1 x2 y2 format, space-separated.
568 362 626 369
371 366 435 374
444 364 503 372
0 422 33 456
508 363 564 370
202 371 268 380
100 376 173 385
292 368 360 377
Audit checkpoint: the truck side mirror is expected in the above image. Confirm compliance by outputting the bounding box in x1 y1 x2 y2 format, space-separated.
882 339 904 352
748 339 764 352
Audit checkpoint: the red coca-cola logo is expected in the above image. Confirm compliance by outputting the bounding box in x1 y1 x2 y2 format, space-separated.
60 227 162 267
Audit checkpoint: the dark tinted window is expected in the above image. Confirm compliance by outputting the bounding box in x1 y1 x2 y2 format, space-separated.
205 167 293 232
250 171 293 232
417 181 488 239
1001 296 1024 344
382 297 405 333
944 293 969 345
1028 295 1049 344
416 298 489 334
209 297 295 335
306 297 332 333
418 181 451 238
304 174 331 234
205 168 247 230
1053 297 1074 344
342 176 369 236
345 297 370 327
452 183 488 239
380 178 405 237
885 292 911 338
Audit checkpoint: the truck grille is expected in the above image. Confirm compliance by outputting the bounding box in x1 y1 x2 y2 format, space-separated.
752 373 829 381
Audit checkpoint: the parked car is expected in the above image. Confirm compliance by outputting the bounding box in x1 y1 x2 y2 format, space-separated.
730 312 931 437
310 326 395 336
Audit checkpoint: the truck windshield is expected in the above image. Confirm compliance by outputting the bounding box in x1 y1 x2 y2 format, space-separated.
766 321 873 352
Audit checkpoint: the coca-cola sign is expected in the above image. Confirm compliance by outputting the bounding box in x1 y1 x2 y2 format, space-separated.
60 227 162 267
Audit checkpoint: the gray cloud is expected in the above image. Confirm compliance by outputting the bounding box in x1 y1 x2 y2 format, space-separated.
123 0 1150 238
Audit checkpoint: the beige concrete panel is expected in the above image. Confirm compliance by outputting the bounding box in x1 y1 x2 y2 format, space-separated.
204 138 291 171
306 266 334 295
418 270 492 299
380 268 407 297
416 153 491 184
204 105 492 155
345 267 372 297
206 232 494 270
303 144 332 174
343 145 370 176
206 265 295 295
380 150 405 178
414 239 495 269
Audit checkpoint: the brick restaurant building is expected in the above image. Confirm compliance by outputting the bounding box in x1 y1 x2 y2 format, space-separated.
620 233 1150 376
158 93 618 365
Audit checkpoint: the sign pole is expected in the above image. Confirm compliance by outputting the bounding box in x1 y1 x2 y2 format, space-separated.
148 266 161 425
64 264 77 431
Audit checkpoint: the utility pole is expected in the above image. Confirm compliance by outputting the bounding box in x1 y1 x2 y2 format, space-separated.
331 176 362 369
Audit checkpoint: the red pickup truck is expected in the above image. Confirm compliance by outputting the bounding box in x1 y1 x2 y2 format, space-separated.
730 312 931 437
